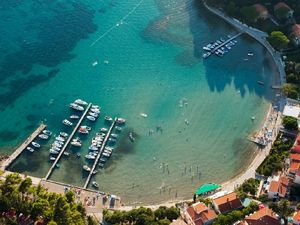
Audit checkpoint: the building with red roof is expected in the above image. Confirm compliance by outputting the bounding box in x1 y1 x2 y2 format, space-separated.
267 175 289 199
253 4 268 20
244 207 280 225
294 210 300 225
212 192 243 214
291 145 300 154
184 202 217 225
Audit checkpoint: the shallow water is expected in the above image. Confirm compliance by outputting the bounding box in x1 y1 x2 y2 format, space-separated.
1 0 277 204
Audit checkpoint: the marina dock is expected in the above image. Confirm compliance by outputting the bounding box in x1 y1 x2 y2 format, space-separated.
83 118 117 189
0 124 46 170
45 103 92 180
210 32 243 53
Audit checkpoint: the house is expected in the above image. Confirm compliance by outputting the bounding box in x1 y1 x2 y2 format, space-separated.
274 2 294 19
289 153 300 175
253 4 269 20
294 210 300 225
291 145 300 154
212 192 243 214
292 24 300 46
244 207 280 225
184 202 217 225
267 175 289 199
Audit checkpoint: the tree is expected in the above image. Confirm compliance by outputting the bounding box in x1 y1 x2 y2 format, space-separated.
275 7 290 21
282 83 299 99
270 199 294 225
268 31 290 50
240 6 259 23
282 116 298 131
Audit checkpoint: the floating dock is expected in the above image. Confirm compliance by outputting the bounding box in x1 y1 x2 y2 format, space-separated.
83 118 117 189
0 124 47 170
45 103 92 180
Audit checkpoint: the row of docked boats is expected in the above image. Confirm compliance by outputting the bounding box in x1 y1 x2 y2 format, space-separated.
48 132 69 160
202 36 238 58
27 129 52 152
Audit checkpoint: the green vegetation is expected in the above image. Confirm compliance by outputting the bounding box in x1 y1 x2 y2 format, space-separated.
275 7 290 21
0 173 97 225
103 206 180 225
269 199 294 225
236 178 259 199
212 201 259 225
240 6 259 23
256 134 293 176
282 83 299 99
282 116 298 131
268 31 290 50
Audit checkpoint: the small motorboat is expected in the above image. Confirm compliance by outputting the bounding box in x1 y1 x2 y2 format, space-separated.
79 127 89 134
104 150 112 155
38 134 49 140
85 154 96 160
91 105 100 109
89 112 99 117
62 119 73 126
86 116 96 121
92 181 99 188
105 147 114 151
75 99 88 106
26 147 34 153
52 147 61 152
80 126 91 131
70 115 79 120
108 138 116 143
76 153 81 158
71 141 81 147
98 163 105 168
129 132 135 142
43 130 52 136
92 61 98 67
89 145 98 151
115 126 122 132
63 152 70 156
49 149 59 154
257 81 264 85
69 103 84 111
140 113 148 118
55 136 65 142
104 116 113 122
92 170 98 175
49 157 56 161
102 152 111 157
83 165 91 172
99 158 107 163
90 108 100 113
54 140 64 145
116 118 126 124
55 164 60 168
53 142 62 148
100 128 108 132
111 133 118 138
59 132 68 138
247 52 254 56
31 142 40 148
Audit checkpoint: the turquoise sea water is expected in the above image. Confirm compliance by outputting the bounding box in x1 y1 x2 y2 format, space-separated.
1 0 276 204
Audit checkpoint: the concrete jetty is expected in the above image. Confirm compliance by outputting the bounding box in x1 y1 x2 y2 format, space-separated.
0 124 47 170
45 103 92 180
210 32 243 53
83 118 117 189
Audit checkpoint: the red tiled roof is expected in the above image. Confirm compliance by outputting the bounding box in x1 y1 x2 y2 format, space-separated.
292 25 300 38
245 208 280 225
213 192 243 213
291 145 300 153
297 168 300 177
274 2 291 11
253 4 268 14
186 202 217 225
290 161 300 172
296 134 300 144
291 154 300 161
294 211 300 221
269 181 279 193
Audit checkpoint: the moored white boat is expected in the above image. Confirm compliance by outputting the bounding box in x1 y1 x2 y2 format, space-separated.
100 127 108 132
116 118 126 124
63 152 70 156
104 116 113 122
26 147 34 152
102 152 111 157
49 149 59 154
79 127 89 134
55 136 65 142
80 126 91 131
92 181 99 188
59 132 68 138
85 154 96 160
86 116 96 121
43 130 52 136
71 141 81 147
31 142 40 148
89 145 98 151
74 99 88 106
38 134 49 140
89 112 99 117
90 108 100 113
62 119 73 126
129 132 135 142
70 115 79 120
83 165 91 172
69 103 84 111
50 156 56 161
111 133 118 138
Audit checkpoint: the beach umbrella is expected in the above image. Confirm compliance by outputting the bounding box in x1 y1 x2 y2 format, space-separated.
195 183 221 196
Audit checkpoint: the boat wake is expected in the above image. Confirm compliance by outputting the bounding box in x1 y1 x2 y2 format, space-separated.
90 0 144 47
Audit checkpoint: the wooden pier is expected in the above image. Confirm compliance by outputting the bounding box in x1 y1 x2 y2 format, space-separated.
0 124 47 170
83 118 117 189
45 103 92 180
210 32 243 53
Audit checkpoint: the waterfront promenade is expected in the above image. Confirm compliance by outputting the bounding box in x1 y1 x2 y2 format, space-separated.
202 1 286 86
0 124 46 170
